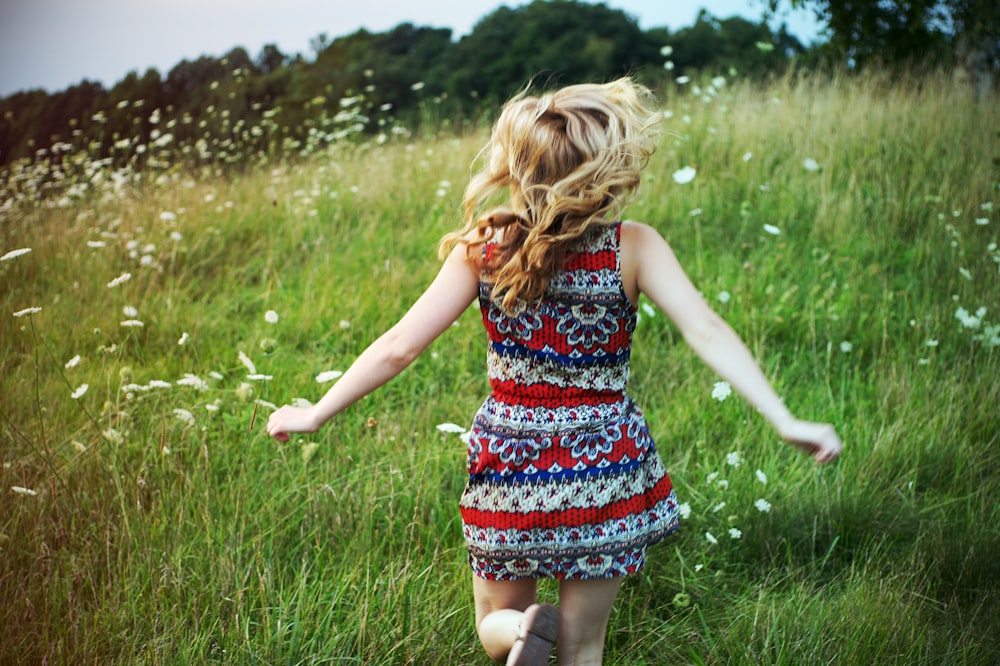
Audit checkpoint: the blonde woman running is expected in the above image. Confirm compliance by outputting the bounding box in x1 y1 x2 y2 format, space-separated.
267 77 843 665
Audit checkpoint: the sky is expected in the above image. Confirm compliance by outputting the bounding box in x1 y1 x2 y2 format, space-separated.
0 0 823 97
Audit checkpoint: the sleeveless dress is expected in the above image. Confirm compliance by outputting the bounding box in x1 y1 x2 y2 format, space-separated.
460 222 681 581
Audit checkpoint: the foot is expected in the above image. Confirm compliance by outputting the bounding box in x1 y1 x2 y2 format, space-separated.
506 603 560 666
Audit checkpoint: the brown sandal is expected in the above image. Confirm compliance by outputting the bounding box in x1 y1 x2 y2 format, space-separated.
507 603 560 666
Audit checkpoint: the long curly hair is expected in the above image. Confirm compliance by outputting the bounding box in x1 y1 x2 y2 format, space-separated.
439 77 662 313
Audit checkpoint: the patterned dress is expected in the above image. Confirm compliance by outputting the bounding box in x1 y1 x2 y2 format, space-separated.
460 222 681 581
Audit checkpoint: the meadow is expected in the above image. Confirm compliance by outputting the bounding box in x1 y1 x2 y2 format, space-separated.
2 69 999 664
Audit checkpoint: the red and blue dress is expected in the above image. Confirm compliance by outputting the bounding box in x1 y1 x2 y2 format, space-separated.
460 222 681 580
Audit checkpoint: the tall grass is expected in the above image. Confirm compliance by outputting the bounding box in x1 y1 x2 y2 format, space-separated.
2 70 998 664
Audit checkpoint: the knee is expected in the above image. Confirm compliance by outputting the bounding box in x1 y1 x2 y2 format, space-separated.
475 608 523 662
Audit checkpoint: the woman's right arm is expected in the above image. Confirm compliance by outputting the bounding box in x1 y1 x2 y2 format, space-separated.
266 245 480 441
621 221 842 463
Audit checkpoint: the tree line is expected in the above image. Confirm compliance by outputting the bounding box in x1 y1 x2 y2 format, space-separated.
1 0 994 174
0 2 810 172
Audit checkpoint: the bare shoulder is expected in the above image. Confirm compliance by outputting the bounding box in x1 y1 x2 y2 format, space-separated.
620 220 678 267
620 220 674 256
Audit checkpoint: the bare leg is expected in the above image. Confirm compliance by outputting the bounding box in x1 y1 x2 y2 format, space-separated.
472 575 538 662
556 577 623 666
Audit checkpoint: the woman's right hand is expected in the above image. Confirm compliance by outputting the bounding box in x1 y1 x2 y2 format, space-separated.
266 405 320 442
778 419 843 464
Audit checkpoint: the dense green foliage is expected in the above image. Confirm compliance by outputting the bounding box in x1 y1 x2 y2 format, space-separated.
767 0 1000 66
2 68 998 664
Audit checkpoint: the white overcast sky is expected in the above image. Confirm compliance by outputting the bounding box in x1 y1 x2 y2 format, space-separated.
0 0 823 96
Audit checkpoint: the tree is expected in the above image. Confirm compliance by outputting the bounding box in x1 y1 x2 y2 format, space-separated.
764 0 999 71
668 10 804 78
445 0 663 106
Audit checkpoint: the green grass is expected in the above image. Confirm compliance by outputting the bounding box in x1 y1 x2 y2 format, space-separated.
2 70 999 664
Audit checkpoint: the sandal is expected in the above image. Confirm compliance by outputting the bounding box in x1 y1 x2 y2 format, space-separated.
506 603 560 666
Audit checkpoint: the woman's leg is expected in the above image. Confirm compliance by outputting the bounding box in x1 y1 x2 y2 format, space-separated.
472 575 538 661
556 577 623 666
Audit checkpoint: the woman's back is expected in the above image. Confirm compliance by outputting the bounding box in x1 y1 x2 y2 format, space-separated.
479 222 636 407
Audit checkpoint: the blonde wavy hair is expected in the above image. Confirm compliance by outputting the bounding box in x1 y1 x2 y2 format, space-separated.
439 76 662 313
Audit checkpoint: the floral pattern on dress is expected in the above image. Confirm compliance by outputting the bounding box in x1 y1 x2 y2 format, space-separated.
461 223 681 581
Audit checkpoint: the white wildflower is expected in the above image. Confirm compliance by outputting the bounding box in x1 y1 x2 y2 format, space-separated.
177 332 189 345
712 381 732 402
729 528 743 540
712 501 727 513
955 307 983 329
1 248 32 261
13 307 42 317
123 305 139 318
436 423 467 434
840 341 853 353
264 310 279 324
718 291 731 304
176 373 209 391
71 384 88 399
763 224 782 235
12 486 38 496
173 408 195 425
107 272 132 288
246 374 273 381
238 350 257 374
679 502 692 519
705 531 718 544
672 166 697 184
315 370 343 383
755 498 772 513
755 469 768 484
65 355 81 369
120 320 144 328
803 158 820 172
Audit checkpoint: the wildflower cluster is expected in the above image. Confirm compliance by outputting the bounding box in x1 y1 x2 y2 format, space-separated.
936 197 998 347
679 448 774 571
0 71 415 212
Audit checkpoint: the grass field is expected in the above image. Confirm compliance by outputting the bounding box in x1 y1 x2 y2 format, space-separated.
2 70 999 664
